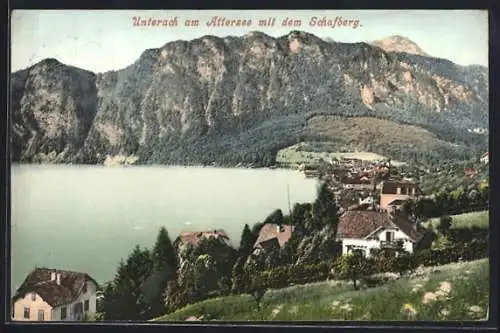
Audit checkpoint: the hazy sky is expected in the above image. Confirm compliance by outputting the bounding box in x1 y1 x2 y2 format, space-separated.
11 10 488 73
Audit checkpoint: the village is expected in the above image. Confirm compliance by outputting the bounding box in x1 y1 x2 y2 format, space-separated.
11 152 489 322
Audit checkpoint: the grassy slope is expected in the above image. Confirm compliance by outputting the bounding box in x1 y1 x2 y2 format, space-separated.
153 259 489 321
276 145 395 166
276 116 465 166
423 211 489 230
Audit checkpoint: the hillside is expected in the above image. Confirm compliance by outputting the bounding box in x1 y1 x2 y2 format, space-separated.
424 211 489 230
10 31 488 166
153 259 488 321
277 116 474 166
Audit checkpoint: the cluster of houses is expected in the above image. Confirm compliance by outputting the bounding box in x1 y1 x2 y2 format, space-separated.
172 179 425 259
11 178 425 322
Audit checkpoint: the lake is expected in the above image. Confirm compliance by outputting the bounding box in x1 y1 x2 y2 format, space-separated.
10 164 319 293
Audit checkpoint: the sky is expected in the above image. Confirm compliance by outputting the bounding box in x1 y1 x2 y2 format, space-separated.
10 10 488 73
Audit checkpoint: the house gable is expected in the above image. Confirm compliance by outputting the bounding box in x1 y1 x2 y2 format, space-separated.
372 227 413 243
12 292 53 321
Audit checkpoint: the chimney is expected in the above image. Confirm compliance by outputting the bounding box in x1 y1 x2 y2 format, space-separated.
50 272 56 281
56 273 61 285
276 225 281 233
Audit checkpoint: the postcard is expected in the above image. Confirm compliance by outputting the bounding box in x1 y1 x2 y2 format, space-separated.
10 9 489 322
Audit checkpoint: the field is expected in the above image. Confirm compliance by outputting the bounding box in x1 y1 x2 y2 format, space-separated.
274 116 471 168
424 211 489 230
276 145 405 167
153 259 489 322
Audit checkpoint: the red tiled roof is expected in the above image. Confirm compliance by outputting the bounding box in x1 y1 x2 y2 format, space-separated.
337 211 394 239
254 224 293 248
177 230 228 246
12 268 98 307
391 215 425 243
337 211 424 242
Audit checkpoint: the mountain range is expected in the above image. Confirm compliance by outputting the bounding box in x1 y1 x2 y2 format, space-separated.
10 31 488 166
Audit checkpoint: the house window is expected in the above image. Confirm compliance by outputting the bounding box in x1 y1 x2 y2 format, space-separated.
61 307 67 320
385 231 394 242
38 309 45 321
31 293 36 301
84 300 89 312
23 307 30 319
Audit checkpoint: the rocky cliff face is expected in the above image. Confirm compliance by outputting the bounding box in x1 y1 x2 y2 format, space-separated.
11 59 98 162
10 31 488 165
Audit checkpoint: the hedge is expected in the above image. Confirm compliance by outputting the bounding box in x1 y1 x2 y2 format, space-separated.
244 239 488 292
415 239 488 267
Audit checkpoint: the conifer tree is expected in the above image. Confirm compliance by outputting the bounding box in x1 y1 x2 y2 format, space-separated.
145 227 178 318
239 224 255 256
102 245 153 320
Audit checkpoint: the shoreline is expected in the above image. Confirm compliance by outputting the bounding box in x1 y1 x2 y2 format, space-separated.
10 162 298 171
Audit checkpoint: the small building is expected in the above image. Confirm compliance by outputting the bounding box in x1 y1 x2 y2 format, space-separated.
379 180 422 211
386 199 408 215
359 196 375 206
12 268 99 321
336 211 425 257
343 178 373 191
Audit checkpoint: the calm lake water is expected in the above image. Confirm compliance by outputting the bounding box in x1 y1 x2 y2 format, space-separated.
10 164 319 293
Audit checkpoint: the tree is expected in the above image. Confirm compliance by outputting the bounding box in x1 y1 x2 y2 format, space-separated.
239 224 255 256
178 237 238 298
151 227 178 271
164 279 194 313
251 222 264 238
437 215 453 236
145 227 178 318
248 274 267 313
192 254 219 296
263 209 284 225
311 182 339 231
290 203 312 228
101 245 154 320
392 251 415 277
231 256 250 293
335 253 375 290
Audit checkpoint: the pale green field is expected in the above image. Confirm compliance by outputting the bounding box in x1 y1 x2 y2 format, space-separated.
424 211 489 230
153 259 488 322
276 144 405 167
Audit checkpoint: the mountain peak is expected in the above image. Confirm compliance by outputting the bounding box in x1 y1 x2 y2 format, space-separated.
39 58 61 66
371 35 428 57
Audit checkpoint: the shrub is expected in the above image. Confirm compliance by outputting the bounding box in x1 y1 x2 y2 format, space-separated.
392 252 414 277
415 239 488 267
437 215 453 235
334 253 376 290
